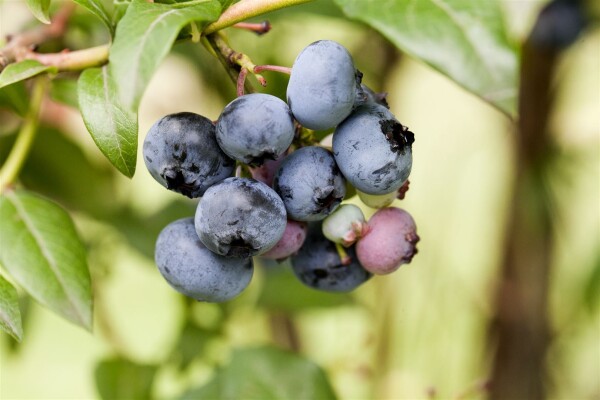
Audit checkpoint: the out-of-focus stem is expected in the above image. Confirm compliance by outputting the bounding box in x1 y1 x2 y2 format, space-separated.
0 78 47 193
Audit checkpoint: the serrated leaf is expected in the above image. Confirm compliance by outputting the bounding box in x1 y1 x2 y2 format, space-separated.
25 0 52 24
109 0 221 110
334 0 518 117
78 66 138 178
0 275 23 341
0 190 92 330
95 358 157 400
180 346 337 400
73 0 115 36
0 60 56 90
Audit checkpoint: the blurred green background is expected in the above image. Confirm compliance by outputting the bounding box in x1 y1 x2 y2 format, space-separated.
0 0 598 399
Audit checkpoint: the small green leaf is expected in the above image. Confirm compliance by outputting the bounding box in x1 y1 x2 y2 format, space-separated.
0 190 92 331
0 82 29 116
25 0 52 24
0 60 56 90
0 275 23 341
334 0 518 117
180 346 337 399
78 66 138 178
109 0 221 110
95 358 157 400
73 0 115 36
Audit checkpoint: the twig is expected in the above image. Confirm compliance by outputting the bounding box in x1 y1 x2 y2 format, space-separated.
203 0 314 35
20 45 110 71
0 3 75 71
233 21 272 35
488 1 585 398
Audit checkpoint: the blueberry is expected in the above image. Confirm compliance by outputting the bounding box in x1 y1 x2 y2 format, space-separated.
287 40 363 130
321 204 367 246
155 218 253 302
260 219 307 260
333 104 414 195
356 207 419 275
291 222 371 292
273 146 346 221
195 177 287 258
143 112 234 198
216 94 295 166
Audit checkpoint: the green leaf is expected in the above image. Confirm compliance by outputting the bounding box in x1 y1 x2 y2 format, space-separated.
108 0 221 110
0 60 56 90
78 66 138 178
334 0 518 117
0 190 92 330
50 78 79 108
171 320 218 370
0 82 29 116
180 346 337 400
0 127 118 219
0 275 23 341
25 0 52 24
72 0 115 36
95 358 157 400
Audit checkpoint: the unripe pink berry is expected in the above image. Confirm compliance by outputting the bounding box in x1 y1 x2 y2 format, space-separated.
260 219 307 260
356 207 419 274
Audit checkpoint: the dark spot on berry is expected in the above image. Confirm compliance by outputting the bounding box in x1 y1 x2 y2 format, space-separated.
164 267 170 274
227 220 240 226
173 150 187 162
226 238 255 258
247 150 277 167
379 120 415 153
278 185 293 200
314 187 341 211
146 155 153 163
163 169 196 198
190 163 200 173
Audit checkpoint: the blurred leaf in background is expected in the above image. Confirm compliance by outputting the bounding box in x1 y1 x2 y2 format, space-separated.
181 346 338 400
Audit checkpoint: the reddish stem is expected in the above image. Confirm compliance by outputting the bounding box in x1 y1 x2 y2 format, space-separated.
254 64 292 74
233 21 272 35
237 67 249 96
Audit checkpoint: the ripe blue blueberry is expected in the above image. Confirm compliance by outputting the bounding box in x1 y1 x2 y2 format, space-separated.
216 94 295 166
291 222 371 292
155 218 253 302
333 104 414 195
273 146 346 221
287 40 363 130
195 177 287 258
143 112 234 198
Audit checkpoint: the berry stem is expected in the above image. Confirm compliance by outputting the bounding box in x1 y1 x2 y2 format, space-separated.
335 243 351 265
208 32 267 90
0 77 48 193
253 64 292 74
237 67 249 96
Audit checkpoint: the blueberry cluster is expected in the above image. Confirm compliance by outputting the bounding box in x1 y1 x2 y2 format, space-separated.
145 40 419 303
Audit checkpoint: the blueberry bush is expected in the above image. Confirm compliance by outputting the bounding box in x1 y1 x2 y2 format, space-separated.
0 0 598 398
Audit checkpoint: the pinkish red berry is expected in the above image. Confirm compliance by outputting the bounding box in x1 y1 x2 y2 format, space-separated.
356 207 419 274
260 219 308 260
